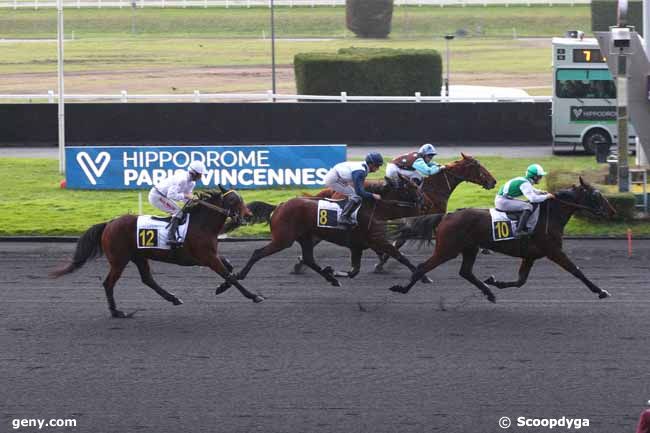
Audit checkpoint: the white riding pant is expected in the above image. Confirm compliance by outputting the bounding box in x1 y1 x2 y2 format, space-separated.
323 169 359 199
494 195 533 213
148 189 184 218
386 163 423 184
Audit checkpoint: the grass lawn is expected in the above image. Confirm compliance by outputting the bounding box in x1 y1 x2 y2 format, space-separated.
0 6 589 39
3 155 647 237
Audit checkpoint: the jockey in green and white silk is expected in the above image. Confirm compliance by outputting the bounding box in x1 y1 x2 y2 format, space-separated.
494 164 554 237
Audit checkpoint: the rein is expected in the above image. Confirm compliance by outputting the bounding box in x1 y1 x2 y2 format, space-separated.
195 199 231 216
552 197 598 214
380 199 418 208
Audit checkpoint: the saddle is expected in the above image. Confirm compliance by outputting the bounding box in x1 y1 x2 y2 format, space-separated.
150 214 188 225
316 198 360 229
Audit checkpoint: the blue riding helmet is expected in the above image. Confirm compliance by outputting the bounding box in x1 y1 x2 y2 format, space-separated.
419 143 437 156
365 152 384 167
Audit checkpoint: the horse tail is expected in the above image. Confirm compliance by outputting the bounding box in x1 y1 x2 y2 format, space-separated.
387 214 445 246
49 222 107 278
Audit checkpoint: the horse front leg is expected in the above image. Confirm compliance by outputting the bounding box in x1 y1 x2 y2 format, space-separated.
484 257 536 289
209 255 264 303
547 250 610 299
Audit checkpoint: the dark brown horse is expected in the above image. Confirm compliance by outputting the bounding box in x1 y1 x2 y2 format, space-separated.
217 178 423 292
388 178 615 302
294 153 497 274
50 187 263 318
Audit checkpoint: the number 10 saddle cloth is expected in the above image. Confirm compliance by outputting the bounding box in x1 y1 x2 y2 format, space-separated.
489 207 540 241
136 215 191 249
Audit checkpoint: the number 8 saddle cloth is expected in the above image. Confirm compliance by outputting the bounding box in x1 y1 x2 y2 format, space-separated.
316 198 361 230
136 215 191 249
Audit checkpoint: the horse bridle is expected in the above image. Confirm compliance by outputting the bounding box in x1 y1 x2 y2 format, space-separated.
553 189 609 216
195 190 240 218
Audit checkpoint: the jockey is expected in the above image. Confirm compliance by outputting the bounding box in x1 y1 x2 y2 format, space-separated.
148 160 206 246
386 143 446 185
323 152 384 226
495 163 555 238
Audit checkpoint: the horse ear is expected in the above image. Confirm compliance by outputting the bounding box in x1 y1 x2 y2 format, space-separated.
218 184 227 194
579 176 586 187
461 152 467 159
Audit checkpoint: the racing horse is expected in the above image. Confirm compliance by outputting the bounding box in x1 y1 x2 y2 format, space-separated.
50 187 263 318
293 153 497 274
217 177 423 292
388 178 615 302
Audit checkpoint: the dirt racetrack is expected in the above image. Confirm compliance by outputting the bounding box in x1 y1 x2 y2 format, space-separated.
2 239 649 433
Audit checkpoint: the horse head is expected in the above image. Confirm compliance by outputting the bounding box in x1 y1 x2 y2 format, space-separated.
194 186 252 225
444 153 497 190
382 174 423 208
570 177 616 218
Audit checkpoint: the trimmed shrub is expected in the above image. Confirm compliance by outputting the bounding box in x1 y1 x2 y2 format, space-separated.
294 47 442 96
546 168 636 221
346 0 394 39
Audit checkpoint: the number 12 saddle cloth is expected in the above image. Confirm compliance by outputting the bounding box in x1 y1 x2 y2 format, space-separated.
136 215 191 249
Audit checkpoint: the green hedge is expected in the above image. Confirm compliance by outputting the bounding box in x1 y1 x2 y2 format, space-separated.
294 47 442 96
546 168 636 221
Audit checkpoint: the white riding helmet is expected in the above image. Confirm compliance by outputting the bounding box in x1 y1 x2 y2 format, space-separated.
419 143 437 156
188 160 206 175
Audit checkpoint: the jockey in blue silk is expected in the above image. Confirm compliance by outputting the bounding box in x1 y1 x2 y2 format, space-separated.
386 143 446 185
323 152 384 226
495 163 555 238
148 160 206 246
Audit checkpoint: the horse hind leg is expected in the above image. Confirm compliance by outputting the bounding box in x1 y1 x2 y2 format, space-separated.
133 256 183 306
458 247 496 303
484 257 535 289
298 238 340 287
373 239 405 273
102 259 130 318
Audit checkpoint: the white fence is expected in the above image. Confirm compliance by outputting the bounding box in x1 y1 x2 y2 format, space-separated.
0 90 552 103
0 0 590 9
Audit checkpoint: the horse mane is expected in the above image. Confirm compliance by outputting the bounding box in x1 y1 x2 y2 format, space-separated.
365 180 386 194
184 189 223 214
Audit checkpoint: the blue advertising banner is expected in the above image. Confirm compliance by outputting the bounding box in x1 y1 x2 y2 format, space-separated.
65 145 347 190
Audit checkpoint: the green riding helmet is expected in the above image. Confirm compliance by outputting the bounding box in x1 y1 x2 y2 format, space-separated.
525 164 547 179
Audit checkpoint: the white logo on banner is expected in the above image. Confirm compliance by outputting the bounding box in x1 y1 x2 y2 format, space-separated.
76 151 111 185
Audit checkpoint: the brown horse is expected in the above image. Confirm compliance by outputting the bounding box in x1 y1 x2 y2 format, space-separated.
50 187 263 318
293 153 497 274
216 178 423 292
388 178 615 302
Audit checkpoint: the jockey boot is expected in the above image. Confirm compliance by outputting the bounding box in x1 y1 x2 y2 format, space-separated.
167 215 182 247
514 209 532 238
338 197 361 227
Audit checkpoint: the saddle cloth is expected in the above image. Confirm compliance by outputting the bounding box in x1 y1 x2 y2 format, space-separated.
136 215 190 249
316 199 361 229
489 207 539 241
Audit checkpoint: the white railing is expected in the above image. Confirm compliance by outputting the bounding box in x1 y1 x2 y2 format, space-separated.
0 0 590 9
0 90 552 103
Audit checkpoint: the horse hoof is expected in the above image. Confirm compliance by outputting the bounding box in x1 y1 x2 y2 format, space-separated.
484 275 496 286
333 270 348 278
172 297 183 306
215 283 231 295
481 249 492 255
389 285 406 294
110 309 127 318
373 264 385 274
487 293 497 303
330 279 341 287
253 295 265 303
420 275 433 284
599 290 610 299
290 263 305 275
